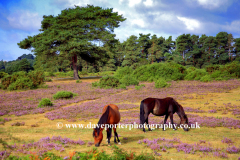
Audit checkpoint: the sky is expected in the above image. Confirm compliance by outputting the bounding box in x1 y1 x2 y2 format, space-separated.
0 0 240 61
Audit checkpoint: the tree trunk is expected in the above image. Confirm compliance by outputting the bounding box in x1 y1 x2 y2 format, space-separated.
72 54 80 79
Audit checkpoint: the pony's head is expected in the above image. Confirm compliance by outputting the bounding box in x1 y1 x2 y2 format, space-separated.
180 114 189 131
93 127 104 147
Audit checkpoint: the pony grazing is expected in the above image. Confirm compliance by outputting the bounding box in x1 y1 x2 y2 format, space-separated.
140 97 189 132
93 104 121 147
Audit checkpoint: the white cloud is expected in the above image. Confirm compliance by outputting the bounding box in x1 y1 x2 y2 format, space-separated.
129 0 142 7
194 0 233 10
131 19 145 28
7 10 42 31
112 8 126 16
177 16 200 31
223 20 240 33
143 0 153 7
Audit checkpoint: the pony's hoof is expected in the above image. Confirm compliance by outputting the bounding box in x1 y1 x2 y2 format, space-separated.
173 129 176 131
108 144 111 146
118 142 121 145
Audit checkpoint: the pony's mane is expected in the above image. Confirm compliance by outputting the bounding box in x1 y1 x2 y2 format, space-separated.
93 105 110 137
172 98 187 120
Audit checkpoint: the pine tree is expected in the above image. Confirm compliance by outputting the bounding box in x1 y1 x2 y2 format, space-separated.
18 5 126 79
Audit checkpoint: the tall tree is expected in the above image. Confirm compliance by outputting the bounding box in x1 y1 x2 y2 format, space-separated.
18 5 126 79
17 58 33 72
216 32 228 64
176 34 192 65
138 33 151 59
233 38 240 61
0 60 5 71
121 35 139 68
227 33 234 61
202 36 217 66
147 35 164 63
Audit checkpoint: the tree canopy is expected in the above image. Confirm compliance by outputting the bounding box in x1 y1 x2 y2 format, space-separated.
18 5 126 79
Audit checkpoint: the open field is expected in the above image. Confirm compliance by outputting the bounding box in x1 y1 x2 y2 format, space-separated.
0 79 240 159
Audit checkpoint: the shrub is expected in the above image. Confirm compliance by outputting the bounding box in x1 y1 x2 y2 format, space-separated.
66 71 74 77
184 69 208 80
205 64 221 73
38 98 53 108
53 91 77 100
44 72 55 77
155 79 171 88
0 72 8 79
210 70 222 79
135 84 145 90
119 84 126 89
27 70 45 88
200 75 212 82
220 61 240 78
8 78 34 91
92 81 99 87
132 62 186 82
99 76 121 88
44 77 52 82
1 75 13 89
76 80 82 83
114 66 134 80
120 75 139 86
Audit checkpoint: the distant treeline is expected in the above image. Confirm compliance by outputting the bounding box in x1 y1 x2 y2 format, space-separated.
0 54 35 74
1 32 240 75
39 31 240 73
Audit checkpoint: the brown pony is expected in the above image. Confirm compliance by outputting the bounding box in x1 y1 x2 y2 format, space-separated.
93 104 121 147
140 97 189 132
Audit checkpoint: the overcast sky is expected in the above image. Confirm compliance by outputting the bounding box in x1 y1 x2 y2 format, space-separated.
1 0 240 61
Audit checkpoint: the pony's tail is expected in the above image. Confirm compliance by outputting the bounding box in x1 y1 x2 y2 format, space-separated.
140 100 145 124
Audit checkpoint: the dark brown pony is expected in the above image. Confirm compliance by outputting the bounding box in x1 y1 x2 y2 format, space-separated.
140 97 189 132
93 104 121 147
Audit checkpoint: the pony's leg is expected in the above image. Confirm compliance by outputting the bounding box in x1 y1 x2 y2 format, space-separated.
142 112 149 132
113 127 121 145
163 114 169 131
169 113 176 130
107 128 112 146
145 117 152 131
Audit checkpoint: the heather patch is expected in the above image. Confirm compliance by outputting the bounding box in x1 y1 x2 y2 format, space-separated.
0 82 123 116
138 137 239 158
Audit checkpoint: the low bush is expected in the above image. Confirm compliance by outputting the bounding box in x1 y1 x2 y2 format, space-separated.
200 75 212 82
53 91 77 100
92 81 99 87
135 84 145 90
120 75 139 86
76 80 82 83
5 146 155 160
44 77 52 82
184 69 208 80
132 62 186 82
38 98 53 108
27 70 45 88
1 71 45 90
8 78 34 91
44 72 55 77
0 72 8 79
99 76 121 89
220 61 240 78
155 78 171 88
114 66 133 80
